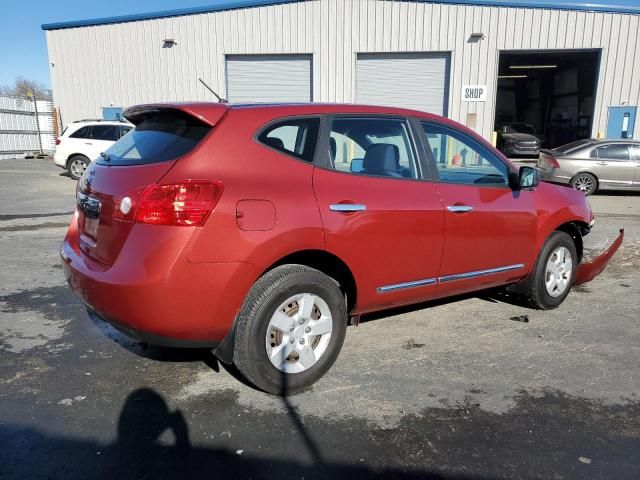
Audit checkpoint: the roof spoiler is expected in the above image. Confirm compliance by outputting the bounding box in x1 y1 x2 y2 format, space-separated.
123 103 230 127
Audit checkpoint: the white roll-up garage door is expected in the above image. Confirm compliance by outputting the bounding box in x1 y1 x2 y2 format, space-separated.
226 54 313 103
356 53 450 116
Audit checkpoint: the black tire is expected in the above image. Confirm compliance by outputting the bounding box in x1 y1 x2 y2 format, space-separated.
570 172 598 196
233 265 347 394
518 231 578 310
67 155 89 180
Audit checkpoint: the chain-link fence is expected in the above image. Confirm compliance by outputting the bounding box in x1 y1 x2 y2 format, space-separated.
0 93 60 160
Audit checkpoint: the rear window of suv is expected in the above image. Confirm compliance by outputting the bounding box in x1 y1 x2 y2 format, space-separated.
98 110 211 166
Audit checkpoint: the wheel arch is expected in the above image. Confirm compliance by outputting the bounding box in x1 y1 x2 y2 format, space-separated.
214 249 358 365
570 170 599 189
554 221 589 263
66 153 90 167
260 249 358 315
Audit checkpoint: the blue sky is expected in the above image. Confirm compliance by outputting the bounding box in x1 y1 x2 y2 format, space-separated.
1 0 640 89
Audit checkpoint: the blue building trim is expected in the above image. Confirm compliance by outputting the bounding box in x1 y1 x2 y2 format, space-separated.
41 0 640 31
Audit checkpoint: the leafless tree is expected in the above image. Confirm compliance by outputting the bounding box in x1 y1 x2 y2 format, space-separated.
0 77 51 99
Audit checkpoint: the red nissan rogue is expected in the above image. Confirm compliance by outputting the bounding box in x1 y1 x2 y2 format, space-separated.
61 102 623 393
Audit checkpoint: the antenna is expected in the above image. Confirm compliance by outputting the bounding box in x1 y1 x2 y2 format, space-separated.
198 78 228 103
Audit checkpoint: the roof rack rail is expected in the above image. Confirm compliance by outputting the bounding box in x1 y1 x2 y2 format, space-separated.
72 118 127 123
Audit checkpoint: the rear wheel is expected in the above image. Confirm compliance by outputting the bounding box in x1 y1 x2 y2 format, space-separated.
519 231 578 310
67 155 89 180
233 265 347 394
570 172 597 196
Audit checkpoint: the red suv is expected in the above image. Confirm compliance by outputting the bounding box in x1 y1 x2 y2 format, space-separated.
61 103 622 393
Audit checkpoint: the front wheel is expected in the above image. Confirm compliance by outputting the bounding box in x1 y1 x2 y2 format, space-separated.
570 172 597 196
519 231 578 310
233 265 347 394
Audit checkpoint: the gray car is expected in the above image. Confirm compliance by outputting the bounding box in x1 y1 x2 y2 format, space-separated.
538 139 640 195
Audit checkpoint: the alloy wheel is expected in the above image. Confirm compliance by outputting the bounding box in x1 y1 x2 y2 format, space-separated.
573 175 594 194
70 159 87 178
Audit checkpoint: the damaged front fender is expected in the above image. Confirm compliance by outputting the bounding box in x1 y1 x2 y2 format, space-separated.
574 229 624 286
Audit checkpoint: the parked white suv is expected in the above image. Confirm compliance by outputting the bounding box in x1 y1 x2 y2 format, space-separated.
54 120 133 179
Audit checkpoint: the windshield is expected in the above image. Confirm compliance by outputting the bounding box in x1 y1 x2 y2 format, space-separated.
98 110 211 166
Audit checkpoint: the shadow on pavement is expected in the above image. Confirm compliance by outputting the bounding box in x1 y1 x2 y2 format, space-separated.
2 387 482 480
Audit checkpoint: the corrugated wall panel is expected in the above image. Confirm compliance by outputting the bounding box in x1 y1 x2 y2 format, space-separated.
47 0 640 140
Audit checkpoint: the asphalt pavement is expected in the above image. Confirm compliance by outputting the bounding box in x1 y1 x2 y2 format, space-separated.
1 158 638 479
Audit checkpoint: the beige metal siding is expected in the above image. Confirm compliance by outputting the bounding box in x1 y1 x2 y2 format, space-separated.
46 0 640 140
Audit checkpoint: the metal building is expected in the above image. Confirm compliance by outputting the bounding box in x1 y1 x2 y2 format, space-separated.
42 0 640 144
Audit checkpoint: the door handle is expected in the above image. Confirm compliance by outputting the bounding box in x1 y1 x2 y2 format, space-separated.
596 161 608 165
84 142 93 145
447 205 474 213
330 204 367 213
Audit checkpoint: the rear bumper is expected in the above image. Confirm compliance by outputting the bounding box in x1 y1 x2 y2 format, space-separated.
575 229 624 285
539 169 571 184
61 214 259 346
53 151 66 168
87 308 220 348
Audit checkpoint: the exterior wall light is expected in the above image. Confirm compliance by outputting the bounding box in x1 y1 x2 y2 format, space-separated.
468 32 485 42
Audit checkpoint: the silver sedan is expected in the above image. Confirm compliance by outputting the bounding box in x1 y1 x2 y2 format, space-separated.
538 139 640 195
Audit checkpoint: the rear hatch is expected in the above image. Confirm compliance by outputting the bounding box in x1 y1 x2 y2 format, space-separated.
75 105 227 266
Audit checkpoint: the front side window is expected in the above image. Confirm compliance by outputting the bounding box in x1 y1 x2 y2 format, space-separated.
421 122 508 187
257 118 320 162
326 117 417 179
592 144 630 160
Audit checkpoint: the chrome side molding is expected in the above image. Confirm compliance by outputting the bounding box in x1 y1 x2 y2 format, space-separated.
438 264 524 283
377 278 437 293
377 264 525 293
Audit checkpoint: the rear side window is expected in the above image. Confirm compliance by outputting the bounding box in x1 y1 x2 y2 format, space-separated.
91 125 119 141
70 126 92 139
257 118 320 162
99 110 211 166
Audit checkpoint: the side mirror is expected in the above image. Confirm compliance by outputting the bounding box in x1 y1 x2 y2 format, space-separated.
518 166 540 189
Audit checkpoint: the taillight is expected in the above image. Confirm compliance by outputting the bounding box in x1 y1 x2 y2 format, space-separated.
113 181 223 226
546 156 560 168
55 138 61 145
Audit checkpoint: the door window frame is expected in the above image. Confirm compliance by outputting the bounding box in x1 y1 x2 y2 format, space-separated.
314 114 424 181
414 119 514 189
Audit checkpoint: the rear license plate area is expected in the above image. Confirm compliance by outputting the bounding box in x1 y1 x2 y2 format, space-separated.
77 192 101 242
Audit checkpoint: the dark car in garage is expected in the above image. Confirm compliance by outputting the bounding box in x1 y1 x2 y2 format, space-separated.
496 123 542 157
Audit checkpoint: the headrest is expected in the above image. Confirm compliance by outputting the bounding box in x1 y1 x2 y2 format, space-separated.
264 137 285 151
363 144 399 172
329 137 337 159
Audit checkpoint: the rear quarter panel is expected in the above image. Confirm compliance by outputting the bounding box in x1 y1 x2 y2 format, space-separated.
162 108 325 270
